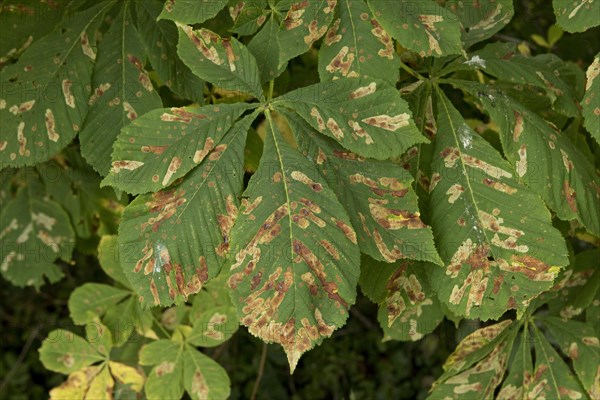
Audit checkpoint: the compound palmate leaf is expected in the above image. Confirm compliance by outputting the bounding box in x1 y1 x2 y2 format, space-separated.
0 179 74 288
582 52 600 144
229 110 360 372
104 103 255 194
0 1 111 167
118 113 256 308
285 111 441 265
275 77 427 160
367 0 462 57
429 91 568 320
318 0 398 84
79 1 162 176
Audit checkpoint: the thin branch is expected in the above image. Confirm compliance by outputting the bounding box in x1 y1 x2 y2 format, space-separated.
250 342 268 400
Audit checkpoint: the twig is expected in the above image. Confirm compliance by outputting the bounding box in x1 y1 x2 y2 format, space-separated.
250 342 268 400
0 329 37 393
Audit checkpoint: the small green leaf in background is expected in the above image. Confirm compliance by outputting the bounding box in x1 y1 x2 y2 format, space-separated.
229 0 270 36
158 0 229 24
247 13 288 83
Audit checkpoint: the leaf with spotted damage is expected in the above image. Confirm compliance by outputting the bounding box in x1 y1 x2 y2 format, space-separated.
118 113 256 308
103 102 255 194
0 2 111 167
452 79 600 236
276 0 337 67
582 53 600 144
247 13 288 83
318 0 398 84
428 90 568 320
79 2 162 175
367 0 462 57
228 109 360 372
0 178 75 288
553 0 600 33
274 77 427 160
158 0 229 25
140 339 230 400
177 25 264 101
444 0 514 48
228 0 270 36
359 257 444 342
134 0 205 104
285 110 441 264
429 319 518 399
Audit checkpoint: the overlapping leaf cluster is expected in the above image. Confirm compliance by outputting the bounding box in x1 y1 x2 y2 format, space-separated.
1 0 599 398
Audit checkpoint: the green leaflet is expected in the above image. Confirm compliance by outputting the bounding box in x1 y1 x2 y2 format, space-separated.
367 0 462 57
103 103 254 194
429 320 517 399
0 1 111 167
0 179 74 288
228 109 360 372
158 0 228 24
285 111 441 264
68 283 130 325
318 0 398 84
98 235 131 288
118 114 256 308
274 77 427 160
247 13 287 83
134 0 205 104
39 329 107 375
444 0 514 48
359 257 443 342
139 339 230 400
582 53 600 144
177 25 264 101
228 0 270 36
542 317 600 398
80 2 162 176
429 91 568 320
553 0 600 33
276 0 336 68
452 79 600 236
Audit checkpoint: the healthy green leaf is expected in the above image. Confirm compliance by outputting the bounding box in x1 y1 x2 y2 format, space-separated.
453 79 600 236
229 110 360 372
39 329 106 374
275 77 427 160
118 114 255 307
134 0 205 104
98 235 131 288
444 0 514 48
0 179 75 288
103 103 254 194
247 13 287 83
276 0 337 67
429 90 568 320
582 53 600 144
286 110 441 264
318 0 398 84
177 25 264 100
360 257 444 341
367 0 462 57
158 0 228 24
0 1 111 167
553 0 600 33
79 2 162 176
